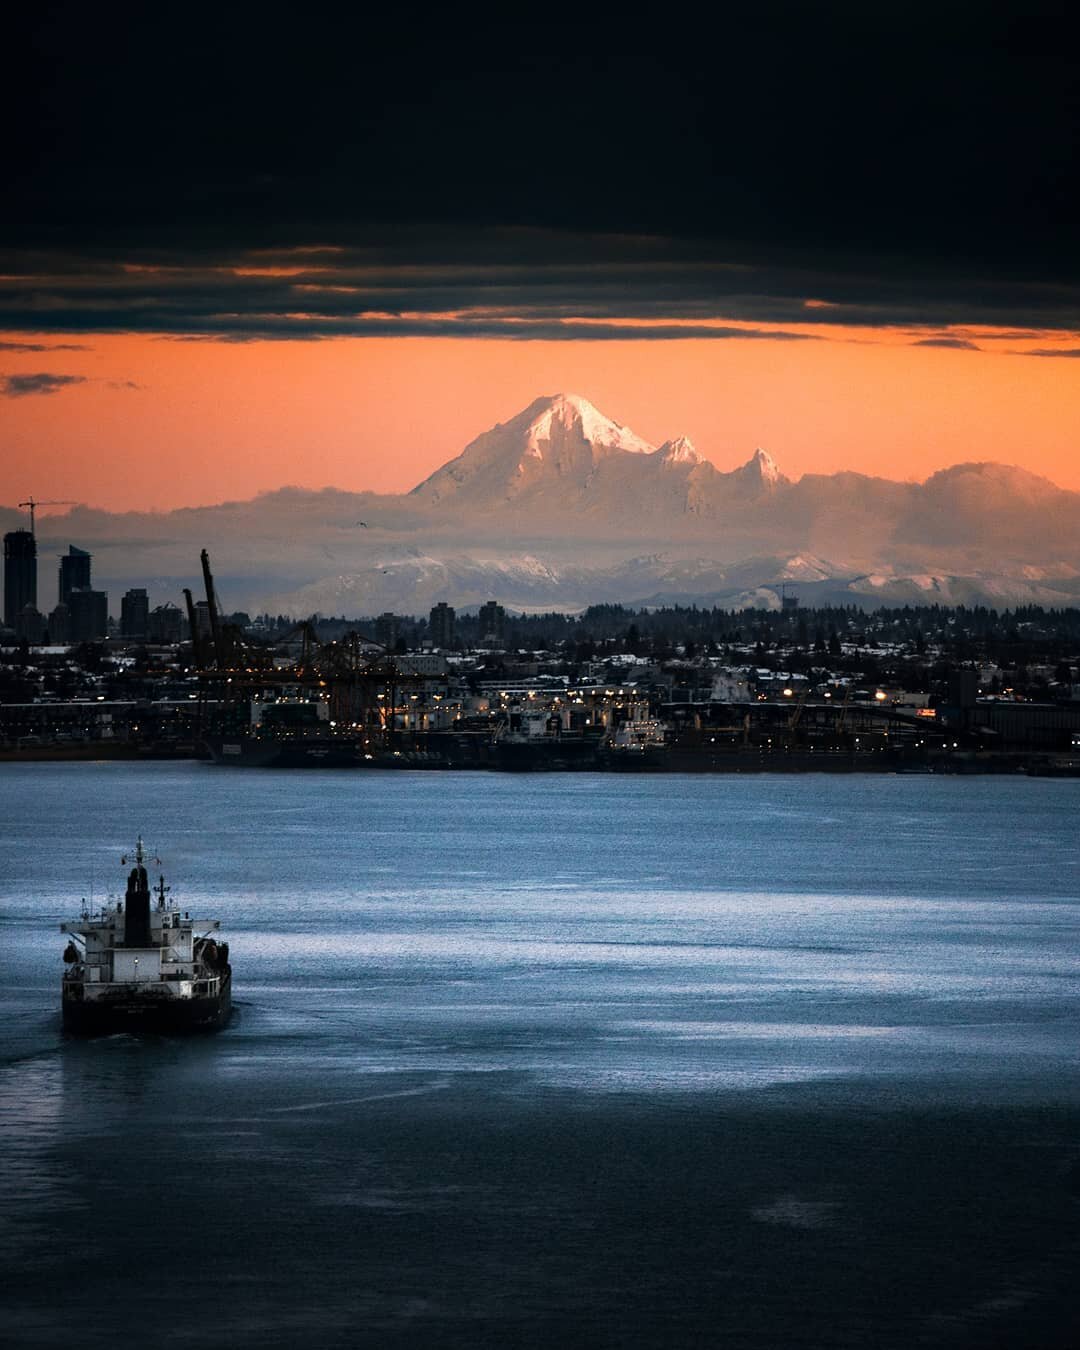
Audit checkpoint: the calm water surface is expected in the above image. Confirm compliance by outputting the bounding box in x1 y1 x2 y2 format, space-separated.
2 765 1079 1348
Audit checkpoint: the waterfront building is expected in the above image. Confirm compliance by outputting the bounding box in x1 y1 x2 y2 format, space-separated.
58 545 92 605
947 669 978 709
429 601 456 648
3 529 37 627
121 587 150 640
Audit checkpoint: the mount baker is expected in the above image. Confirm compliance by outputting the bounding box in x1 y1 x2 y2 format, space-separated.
10 392 1080 613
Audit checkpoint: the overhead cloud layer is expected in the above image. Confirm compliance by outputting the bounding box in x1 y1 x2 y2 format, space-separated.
2 238 1078 344
3 6 1079 345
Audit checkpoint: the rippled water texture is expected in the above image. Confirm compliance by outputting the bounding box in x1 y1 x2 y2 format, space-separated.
2 765 1080 1348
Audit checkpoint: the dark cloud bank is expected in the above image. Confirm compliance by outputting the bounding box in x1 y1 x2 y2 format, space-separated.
3 4 1079 341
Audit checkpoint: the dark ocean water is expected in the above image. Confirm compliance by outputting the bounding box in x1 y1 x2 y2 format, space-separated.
2 764 1080 1349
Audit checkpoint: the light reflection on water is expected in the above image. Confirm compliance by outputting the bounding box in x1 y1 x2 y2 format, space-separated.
3 766 1080 1348
4 766 1078 1094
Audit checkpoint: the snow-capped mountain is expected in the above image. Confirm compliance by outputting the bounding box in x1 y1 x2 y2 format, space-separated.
13 392 1080 614
410 392 784 524
655 436 705 466
411 394 656 507
263 552 1080 617
733 447 786 491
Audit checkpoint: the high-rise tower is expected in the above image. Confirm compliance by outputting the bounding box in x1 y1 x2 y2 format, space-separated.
121 588 150 639
59 545 92 604
3 530 37 628
429 601 456 648
477 600 506 648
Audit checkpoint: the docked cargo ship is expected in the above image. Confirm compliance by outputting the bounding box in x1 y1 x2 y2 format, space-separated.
61 839 231 1035
206 731 368 767
602 717 671 770
493 708 602 770
204 697 369 768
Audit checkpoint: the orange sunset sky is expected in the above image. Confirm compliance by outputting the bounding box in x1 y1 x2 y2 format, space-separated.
2 323 1078 514
7 7 1080 520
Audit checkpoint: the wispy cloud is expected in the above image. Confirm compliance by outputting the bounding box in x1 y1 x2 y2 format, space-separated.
0 339 89 351
912 337 981 350
1 371 87 397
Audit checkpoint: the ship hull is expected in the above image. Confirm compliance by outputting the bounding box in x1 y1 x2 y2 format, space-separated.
62 972 232 1036
204 735 452 769
494 737 601 771
601 745 669 771
206 735 365 768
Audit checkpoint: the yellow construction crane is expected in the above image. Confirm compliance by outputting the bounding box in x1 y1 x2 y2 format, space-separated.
18 497 77 534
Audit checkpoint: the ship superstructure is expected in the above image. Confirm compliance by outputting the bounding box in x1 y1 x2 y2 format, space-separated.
492 706 602 770
603 716 670 769
61 838 231 1034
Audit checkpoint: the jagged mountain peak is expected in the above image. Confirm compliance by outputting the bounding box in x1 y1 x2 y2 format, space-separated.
711 446 787 498
747 447 782 483
656 435 704 466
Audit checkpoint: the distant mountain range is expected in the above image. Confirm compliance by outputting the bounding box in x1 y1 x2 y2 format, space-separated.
7 393 1080 615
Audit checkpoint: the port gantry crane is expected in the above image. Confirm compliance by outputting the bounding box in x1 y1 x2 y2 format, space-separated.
188 549 426 751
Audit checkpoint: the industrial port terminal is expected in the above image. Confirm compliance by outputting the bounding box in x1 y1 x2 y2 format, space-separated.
4 541 1080 774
